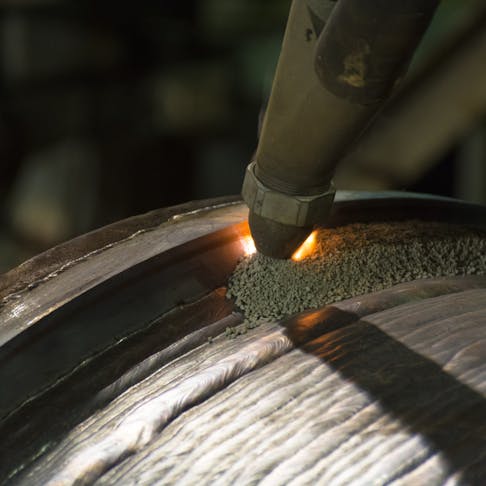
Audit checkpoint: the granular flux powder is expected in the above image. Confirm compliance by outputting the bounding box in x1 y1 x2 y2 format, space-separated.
227 221 486 322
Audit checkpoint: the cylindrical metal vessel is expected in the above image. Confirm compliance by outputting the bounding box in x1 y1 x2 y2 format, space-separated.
0 192 485 485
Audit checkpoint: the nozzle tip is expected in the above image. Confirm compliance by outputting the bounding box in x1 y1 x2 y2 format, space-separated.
248 211 312 259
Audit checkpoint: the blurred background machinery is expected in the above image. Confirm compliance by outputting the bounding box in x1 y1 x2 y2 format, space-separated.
0 0 485 272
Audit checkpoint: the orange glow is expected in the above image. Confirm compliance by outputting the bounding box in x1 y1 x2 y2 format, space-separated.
241 234 257 256
239 222 257 256
292 230 318 261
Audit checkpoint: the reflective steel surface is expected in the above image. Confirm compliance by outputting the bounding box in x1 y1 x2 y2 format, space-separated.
0 192 485 485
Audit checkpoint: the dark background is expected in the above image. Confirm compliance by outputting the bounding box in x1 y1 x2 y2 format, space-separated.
0 0 485 272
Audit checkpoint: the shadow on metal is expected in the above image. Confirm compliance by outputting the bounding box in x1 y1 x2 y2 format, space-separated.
283 302 486 485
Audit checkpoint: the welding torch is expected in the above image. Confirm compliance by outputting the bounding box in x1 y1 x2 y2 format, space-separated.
241 0 440 259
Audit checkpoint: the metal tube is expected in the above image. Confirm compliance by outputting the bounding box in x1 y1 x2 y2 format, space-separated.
243 0 440 258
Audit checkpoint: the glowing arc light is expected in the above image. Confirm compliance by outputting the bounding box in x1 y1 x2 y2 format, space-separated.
292 231 318 261
241 235 257 256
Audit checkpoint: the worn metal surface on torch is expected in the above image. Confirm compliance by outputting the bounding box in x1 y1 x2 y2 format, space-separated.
242 0 440 259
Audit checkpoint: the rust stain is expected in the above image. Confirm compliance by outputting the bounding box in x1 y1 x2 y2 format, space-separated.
338 40 370 88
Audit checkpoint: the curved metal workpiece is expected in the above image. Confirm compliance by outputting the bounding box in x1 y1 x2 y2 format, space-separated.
0 192 485 484
9 278 486 485
0 196 242 309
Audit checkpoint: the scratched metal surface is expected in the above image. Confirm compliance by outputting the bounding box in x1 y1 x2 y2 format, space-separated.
0 192 485 485
15 278 486 486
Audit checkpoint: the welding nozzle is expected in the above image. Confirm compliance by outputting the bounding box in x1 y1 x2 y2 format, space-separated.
242 0 440 259
242 162 335 258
